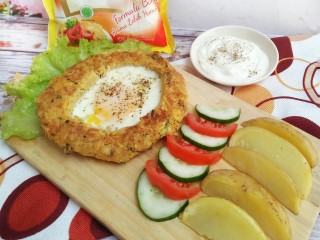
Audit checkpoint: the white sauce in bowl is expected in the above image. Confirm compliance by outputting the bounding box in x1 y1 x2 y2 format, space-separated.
198 36 269 84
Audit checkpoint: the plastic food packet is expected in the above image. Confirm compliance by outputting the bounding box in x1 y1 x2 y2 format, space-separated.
42 0 175 53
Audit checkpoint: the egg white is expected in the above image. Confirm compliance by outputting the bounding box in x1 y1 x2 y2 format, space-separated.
72 66 162 131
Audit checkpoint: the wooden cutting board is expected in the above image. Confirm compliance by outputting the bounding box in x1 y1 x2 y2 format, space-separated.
7 69 320 240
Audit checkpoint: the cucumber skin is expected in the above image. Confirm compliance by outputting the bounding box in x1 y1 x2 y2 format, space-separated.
158 153 210 183
138 199 189 222
195 105 241 124
136 170 189 222
180 128 229 151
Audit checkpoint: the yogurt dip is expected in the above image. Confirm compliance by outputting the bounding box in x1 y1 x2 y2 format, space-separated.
198 36 269 84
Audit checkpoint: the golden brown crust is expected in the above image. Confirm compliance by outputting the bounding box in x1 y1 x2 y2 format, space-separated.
36 51 188 163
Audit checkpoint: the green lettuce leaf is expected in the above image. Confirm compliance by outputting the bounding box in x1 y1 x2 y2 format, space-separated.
1 37 151 140
5 74 49 99
1 97 42 140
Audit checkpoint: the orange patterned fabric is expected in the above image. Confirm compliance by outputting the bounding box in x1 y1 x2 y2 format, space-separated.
232 35 320 138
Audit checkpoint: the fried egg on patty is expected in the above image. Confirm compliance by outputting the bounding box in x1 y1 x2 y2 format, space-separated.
72 66 162 131
36 51 187 163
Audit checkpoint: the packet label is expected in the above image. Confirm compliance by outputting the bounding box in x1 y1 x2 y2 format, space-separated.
43 0 175 53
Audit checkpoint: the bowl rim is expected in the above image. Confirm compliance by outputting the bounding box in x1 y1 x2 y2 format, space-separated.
190 25 279 86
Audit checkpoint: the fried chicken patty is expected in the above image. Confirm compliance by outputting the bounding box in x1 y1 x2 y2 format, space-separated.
36 51 188 163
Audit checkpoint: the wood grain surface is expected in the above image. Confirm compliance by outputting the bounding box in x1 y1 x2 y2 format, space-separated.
7 69 320 240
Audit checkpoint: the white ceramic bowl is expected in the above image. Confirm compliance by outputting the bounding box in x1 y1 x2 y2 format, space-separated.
190 25 279 86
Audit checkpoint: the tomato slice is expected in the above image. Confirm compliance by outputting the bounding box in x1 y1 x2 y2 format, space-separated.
66 24 81 42
66 24 94 41
80 27 94 40
166 135 221 165
145 159 200 200
185 113 238 137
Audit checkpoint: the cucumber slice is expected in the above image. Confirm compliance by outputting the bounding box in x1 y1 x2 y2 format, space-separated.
181 124 228 151
137 170 189 222
158 146 209 182
195 104 241 124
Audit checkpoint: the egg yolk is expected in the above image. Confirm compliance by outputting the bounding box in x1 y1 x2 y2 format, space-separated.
87 83 145 125
72 66 162 131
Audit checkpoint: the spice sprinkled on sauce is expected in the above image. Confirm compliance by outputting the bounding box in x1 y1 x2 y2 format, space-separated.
198 36 269 84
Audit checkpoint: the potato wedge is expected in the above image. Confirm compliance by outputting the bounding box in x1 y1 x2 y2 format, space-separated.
201 170 291 240
180 196 267 240
222 146 301 214
242 117 318 168
229 126 312 199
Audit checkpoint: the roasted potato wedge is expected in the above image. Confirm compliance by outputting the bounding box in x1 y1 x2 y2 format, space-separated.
242 117 318 168
222 146 301 214
180 196 267 240
201 170 291 240
229 126 312 199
